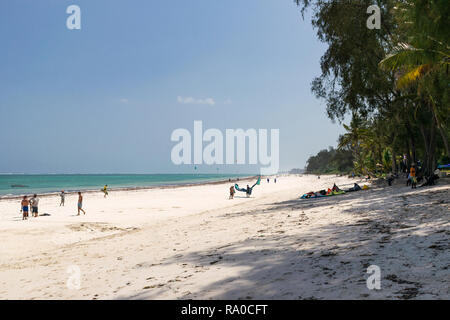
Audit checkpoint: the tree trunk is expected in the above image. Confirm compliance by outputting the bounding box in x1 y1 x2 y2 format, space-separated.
404 119 416 164
427 117 436 175
437 124 450 159
392 147 397 173
429 98 450 158
405 139 411 171
419 123 430 168
378 144 383 164
409 137 416 164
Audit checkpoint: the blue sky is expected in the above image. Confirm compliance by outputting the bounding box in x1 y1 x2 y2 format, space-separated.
0 0 345 174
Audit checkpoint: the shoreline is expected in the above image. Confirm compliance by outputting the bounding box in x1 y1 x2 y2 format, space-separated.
0 175 261 201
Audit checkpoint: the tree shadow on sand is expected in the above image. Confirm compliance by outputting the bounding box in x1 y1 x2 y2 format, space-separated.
119 185 449 300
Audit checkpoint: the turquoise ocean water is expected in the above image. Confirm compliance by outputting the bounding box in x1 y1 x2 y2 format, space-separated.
0 174 250 197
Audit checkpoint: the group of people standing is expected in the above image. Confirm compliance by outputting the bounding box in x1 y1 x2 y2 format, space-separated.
20 194 39 220
19 185 109 220
20 192 86 220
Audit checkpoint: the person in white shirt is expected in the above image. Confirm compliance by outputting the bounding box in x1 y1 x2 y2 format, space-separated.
30 194 39 217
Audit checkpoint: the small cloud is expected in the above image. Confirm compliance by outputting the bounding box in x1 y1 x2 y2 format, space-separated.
177 96 215 106
119 98 129 104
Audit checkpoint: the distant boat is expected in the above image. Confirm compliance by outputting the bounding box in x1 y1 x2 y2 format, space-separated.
11 184 28 188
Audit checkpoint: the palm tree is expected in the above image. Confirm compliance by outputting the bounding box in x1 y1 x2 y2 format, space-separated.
379 0 450 157
338 114 370 174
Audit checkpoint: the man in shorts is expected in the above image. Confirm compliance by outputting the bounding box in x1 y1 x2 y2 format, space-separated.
60 190 65 206
21 196 29 220
77 192 86 215
30 194 39 217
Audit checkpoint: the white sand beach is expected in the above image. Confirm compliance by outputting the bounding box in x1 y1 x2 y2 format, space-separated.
0 175 448 300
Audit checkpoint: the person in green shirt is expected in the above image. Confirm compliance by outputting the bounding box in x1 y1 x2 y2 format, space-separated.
103 185 109 198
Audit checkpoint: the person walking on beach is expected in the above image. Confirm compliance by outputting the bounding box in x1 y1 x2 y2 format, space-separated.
102 185 109 198
30 194 39 217
20 196 29 220
229 185 235 199
77 192 86 215
60 190 65 206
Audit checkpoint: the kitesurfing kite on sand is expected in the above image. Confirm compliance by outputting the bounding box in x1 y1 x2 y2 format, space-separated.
234 176 261 197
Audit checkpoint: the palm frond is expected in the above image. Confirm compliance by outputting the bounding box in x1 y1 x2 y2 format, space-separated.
396 64 431 89
379 46 431 71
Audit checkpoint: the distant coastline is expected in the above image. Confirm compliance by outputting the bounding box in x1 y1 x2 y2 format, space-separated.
0 174 259 200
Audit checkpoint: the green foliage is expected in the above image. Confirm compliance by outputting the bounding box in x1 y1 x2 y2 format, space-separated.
305 147 354 174
295 0 449 175
382 148 392 172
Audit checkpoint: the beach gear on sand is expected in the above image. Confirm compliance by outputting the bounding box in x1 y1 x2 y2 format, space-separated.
235 184 247 192
300 183 346 199
300 189 345 199
300 192 322 199
345 183 362 192
419 174 439 187
235 177 261 196
300 182 366 200
332 183 342 192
